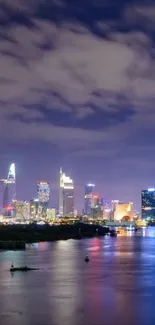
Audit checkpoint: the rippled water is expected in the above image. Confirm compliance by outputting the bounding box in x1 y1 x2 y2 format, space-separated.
0 228 155 325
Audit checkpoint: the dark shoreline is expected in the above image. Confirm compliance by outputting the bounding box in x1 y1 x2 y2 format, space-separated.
0 223 109 245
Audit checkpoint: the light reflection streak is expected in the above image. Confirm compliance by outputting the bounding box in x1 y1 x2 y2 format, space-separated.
47 239 82 325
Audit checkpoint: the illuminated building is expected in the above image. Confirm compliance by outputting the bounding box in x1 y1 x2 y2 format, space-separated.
111 200 119 221
103 208 111 220
13 200 30 218
91 195 103 219
1 163 16 216
103 199 111 220
30 199 41 218
114 202 134 221
141 188 155 220
111 200 119 212
37 182 50 216
136 219 147 227
92 195 103 208
134 210 140 219
84 184 95 215
47 208 56 221
74 209 78 217
59 167 74 217
103 199 110 210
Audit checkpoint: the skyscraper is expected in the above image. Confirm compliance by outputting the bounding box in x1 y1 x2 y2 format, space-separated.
59 167 74 217
59 167 63 216
37 181 50 216
111 200 119 212
30 199 41 218
111 200 119 220
84 184 95 215
47 208 56 222
141 188 155 220
2 163 16 216
91 194 103 219
13 200 30 218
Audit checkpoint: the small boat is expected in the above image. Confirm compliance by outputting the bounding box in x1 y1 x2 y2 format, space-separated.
85 255 89 262
10 265 39 272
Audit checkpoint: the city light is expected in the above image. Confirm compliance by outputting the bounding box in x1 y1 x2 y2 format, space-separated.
8 163 16 180
37 182 50 203
0 164 152 225
6 206 13 211
59 168 74 217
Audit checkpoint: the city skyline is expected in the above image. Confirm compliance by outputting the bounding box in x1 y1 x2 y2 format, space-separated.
0 162 134 212
0 161 154 215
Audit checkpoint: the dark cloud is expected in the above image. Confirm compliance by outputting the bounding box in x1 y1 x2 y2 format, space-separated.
0 0 155 209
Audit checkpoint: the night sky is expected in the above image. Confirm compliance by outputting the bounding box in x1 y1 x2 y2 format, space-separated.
0 0 155 212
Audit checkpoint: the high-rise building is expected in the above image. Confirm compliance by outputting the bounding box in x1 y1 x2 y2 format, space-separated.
141 188 155 220
37 182 50 216
13 200 30 218
2 163 16 216
91 195 103 219
30 199 40 218
111 200 119 221
59 168 63 216
114 202 134 221
103 208 111 220
59 167 74 217
84 184 95 215
47 208 56 221
111 200 119 212
92 195 103 208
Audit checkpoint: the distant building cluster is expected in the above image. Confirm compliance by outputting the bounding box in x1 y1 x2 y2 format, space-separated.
1 163 155 223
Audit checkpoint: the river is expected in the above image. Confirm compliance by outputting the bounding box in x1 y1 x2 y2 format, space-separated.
0 227 155 325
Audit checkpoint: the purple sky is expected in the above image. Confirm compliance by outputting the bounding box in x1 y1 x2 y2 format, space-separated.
0 0 155 211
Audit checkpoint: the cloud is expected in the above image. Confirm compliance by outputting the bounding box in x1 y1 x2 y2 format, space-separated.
0 0 39 14
0 6 155 158
0 108 107 149
0 20 151 106
123 3 155 31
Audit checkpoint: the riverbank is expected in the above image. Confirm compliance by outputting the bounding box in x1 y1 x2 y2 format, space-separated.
0 223 109 243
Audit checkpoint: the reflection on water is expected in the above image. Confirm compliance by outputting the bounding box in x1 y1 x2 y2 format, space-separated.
1 228 155 324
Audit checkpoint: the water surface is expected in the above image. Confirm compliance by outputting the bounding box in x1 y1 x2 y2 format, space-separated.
0 228 155 325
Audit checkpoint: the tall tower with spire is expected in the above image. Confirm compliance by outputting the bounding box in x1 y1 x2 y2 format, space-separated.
59 167 63 216
2 163 16 216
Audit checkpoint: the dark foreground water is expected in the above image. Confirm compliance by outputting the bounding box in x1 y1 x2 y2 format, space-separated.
1 228 155 325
